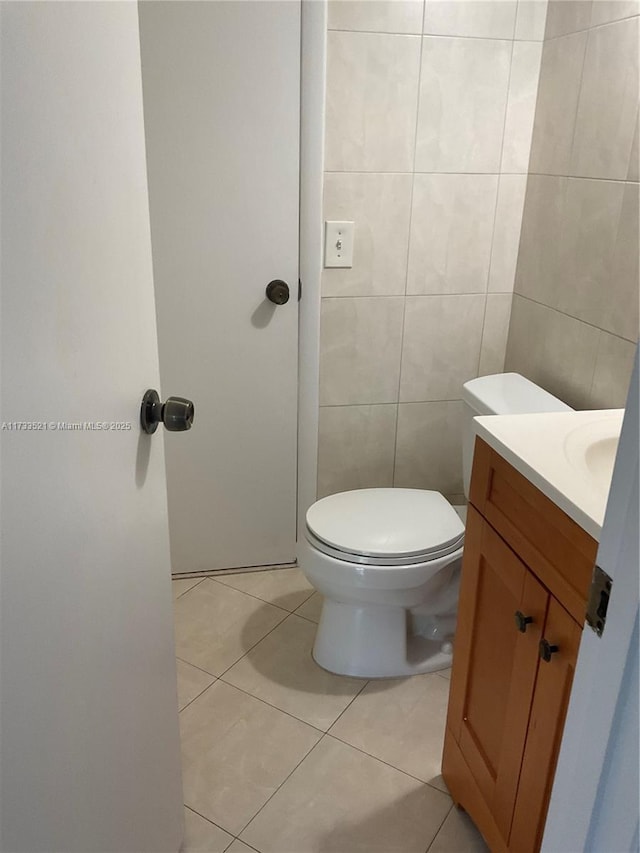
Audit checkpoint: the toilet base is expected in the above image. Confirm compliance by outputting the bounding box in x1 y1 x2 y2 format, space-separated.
312 598 453 678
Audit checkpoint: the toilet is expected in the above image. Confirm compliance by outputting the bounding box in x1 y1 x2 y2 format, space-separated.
299 373 572 678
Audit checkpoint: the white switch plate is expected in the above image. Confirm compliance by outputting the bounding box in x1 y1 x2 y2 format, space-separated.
324 220 354 268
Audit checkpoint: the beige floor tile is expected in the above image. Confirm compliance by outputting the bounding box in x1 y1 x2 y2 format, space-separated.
428 805 489 852
176 660 216 712
173 579 287 675
180 807 233 852
214 568 314 612
295 591 323 623
329 673 450 789
226 842 256 853
180 680 321 836
173 578 203 600
241 736 451 853
437 668 452 681
223 614 365 731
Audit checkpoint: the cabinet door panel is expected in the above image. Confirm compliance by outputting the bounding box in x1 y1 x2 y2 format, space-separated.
509 598 582 853
446 507 548 842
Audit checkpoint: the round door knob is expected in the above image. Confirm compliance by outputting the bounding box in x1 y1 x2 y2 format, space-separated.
515 611 534 633
539 639 559 662
266 279 290 305
140 389 195 434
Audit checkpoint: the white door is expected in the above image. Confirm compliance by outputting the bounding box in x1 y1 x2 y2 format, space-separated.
139 1 301 573
0 4 183 851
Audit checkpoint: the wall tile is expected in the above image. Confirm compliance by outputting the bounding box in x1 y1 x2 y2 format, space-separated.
325 31 421 172
628 112 639 181
529 32 588 175
322 173 412 297
590 0 640 26
489 174 527 292
545 0 593 37
607 182 640 342
570 18 639 180
399 294 486 401
505 295 600 408
501 40 543 173
423 0 517 38
590 333 637 408
407 174 499 295
394 401 464 493
515 0 549 40
415 36 511 173
319 296 404 405
555 178 626 332
317 404 397 498
514 174 566 307
328 0 424 34
479 294 513 375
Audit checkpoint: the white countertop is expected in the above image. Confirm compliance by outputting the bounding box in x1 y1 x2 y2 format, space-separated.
473 409 625 541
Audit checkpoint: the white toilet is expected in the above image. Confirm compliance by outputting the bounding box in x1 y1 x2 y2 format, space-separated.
299 373 572 678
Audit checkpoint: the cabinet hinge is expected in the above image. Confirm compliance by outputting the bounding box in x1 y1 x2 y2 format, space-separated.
586 564 613 637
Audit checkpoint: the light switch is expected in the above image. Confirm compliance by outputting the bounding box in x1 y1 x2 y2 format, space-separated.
324 221 354 268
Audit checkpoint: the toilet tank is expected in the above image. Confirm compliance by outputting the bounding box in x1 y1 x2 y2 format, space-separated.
461 373 572 498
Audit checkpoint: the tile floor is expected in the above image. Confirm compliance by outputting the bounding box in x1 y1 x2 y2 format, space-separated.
173 568 488 853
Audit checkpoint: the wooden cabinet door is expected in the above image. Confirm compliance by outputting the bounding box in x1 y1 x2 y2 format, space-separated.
446 506 549 842
509 598 582 853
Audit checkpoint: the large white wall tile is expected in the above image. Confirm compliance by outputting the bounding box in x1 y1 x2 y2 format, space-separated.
628 112 639 181
320 296 405 405
555 178 626 332
515 0 549 40
317 404 397 497
590 332 637 408
570 18 639 179
325 31 421 171
545 0 593 37
407 174 498 295
501 40 543 173
399 294 486 401
514 174 566 306
529 32 588 175
423 0 517 38
489 174 527 292
394 401 464 493
606 182 639 342
589 0 639 26
328 0 425 34
478 293 513 375
415 36 511 173
505 296 600 408
322 172 412 296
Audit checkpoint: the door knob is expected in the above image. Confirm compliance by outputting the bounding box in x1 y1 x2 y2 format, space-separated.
539 639 559 662
140 389 194 434
266 279 290 305
514 611 534 633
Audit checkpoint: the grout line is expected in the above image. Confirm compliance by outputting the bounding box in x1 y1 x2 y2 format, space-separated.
176 655 220 679
425 804 456 853
513 293 638 344
172 562 297 581
328 27 532 43
236 734 329 839
544 11 640 43
324 731 452 797
177 674 218 715
173 577 206 599
205 576 297 616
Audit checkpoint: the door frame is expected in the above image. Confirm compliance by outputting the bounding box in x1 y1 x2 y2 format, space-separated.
297 0 326 539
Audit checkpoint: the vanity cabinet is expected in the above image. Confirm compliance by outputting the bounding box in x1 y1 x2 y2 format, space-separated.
442 438 597 853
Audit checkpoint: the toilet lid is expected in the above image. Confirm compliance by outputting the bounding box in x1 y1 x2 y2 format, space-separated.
306 489 465 560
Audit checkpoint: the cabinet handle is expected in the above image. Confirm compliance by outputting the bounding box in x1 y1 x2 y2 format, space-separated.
539 639 559 662
514 611 534 633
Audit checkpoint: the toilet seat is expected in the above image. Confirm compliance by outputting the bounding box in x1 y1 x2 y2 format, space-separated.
305 488 465 566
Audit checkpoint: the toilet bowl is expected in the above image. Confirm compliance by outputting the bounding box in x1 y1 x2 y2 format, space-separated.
299 373 573 678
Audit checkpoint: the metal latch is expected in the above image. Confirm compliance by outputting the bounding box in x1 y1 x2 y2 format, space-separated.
586 564 612 637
